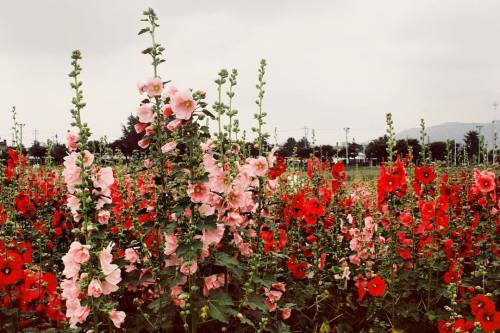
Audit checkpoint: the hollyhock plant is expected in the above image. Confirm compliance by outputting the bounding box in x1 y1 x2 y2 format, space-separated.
170 88 197 120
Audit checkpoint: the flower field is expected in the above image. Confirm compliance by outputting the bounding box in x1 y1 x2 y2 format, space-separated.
0 8 499 333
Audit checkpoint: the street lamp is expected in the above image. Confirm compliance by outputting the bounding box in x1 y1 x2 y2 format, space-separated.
476 125 483 164
343 127 350 165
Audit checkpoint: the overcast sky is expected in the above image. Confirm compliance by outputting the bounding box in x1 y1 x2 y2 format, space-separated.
1 0 500 146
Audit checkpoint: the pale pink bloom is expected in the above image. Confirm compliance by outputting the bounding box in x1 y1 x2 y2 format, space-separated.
134 122 146 134
125 248 140 263
162 104 173 117
267 290 283 302
167 119 183 131
199 203 215 216
203 273 225 297
145 77 163 97
63 166 81 191
61 278 80 300
180 260 198 275
198 223 225 248
102 273 120 295
161 141 177 153
137 82 147 94
201 139 215 152
248 156 268 177
82 150 94 167
281 308 291 320
109 310 126 328
267 146 279 167
66 132 79 151
68 304 90 328
225 211 243 228
144 159 153 168
137 104 155 123
97 210 110 225
164 233 178 256
138 139 150 149
227 188 246 209
232 171 252 192
93 167 114 190
168 85 179 96
67 195 80 215
67 241 91 264
99 242 118 275
264 299 277 312
233 233 253 257
267 179 278 192
171 89 197 120
209 173 228 193
87 279 103 298
187 183 210 203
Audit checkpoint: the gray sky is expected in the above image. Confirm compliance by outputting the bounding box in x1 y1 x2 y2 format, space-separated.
1 0 500 146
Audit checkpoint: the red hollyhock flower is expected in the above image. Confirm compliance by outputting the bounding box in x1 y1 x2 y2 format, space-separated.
473 168 496 193
470 294 495 316
287 256 307 279
414 166 437 184
366 275 386 297
475 309 500 333
0 251 24 286
16 192 35 218
357 279 366 302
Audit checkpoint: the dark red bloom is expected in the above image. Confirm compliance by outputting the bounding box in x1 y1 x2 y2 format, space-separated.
414 166 437 185
0 251 24 286
366 275 385 297
475 309 500 332
470 294 495 316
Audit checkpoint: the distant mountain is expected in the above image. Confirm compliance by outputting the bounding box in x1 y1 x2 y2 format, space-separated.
395 122 497 148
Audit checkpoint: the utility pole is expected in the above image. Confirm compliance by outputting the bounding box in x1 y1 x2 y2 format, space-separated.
343 127 350 165
476 125 483 164
493 101 497 163
34 128 38 143
19 123 25 147
301 125 309 148
454 141 457 166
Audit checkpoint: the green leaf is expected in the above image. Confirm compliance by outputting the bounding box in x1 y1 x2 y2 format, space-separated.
138 28 150 35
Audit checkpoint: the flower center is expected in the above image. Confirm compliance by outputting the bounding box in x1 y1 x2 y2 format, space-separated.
2 267 11 275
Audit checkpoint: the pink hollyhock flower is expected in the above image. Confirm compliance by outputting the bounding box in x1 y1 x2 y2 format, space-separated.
138 139 150 149
145 77 163 97
227 188 246 209
144 159 153 168
67 195 80 215
66 133 79 151
187 183 210 203
232 171 252 192
198 223 225 248
267 146 279 167
137 82 146 94
145 125 154 136
248 156 268 177
233 233 253 257
82 150 94 167
162 104 173 117
67 241 91 264
164 233 178 256
171 89 197 120
137 104 155 123
199 203 215 216
171 286 185 307
68 304 90 328
99 242 118 275
109 310 126 328
203 273 225 297
161 141 177 153
97 210 110 225
272 283 286 292
61 278 80 300
134 122 146 134
473 168 496 193
225 211 243 228
125 248 140 263
281 308 291 320
93 167 114 190
201 139 215 152
180 260 198 275
167 119 183 131
87 279 103 298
